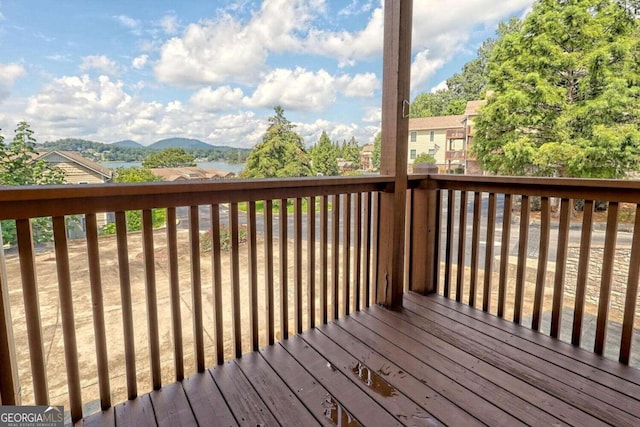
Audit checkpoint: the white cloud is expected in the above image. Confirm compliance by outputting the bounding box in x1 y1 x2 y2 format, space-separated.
296 119 378 147
362 107 381 124
159 15 179 35
337 73 379 98
190 86 245 112
431 80 448 93
0 63 26 101
114 15 140 31
80 55 120 76
339 0 375 16
411 49 446 93
132 55 148 70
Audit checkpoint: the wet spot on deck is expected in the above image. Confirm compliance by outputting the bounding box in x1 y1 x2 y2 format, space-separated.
322 394 362 427
351 362 398 398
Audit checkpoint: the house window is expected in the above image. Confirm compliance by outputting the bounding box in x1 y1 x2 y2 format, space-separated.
410 132 417 142
428 148 436 156
430 131 435 142
410 149 417 160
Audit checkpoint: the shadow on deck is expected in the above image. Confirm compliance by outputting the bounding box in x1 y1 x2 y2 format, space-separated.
75 293 640 427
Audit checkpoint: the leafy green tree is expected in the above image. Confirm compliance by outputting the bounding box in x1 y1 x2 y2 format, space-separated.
340 136 361 169
474 0 640 178
372 132 381 171
0 122 66 245
106 166 166 234
413 152 437 165
310 131 339 176
411 90 466 118
242 106 313 178
142 148 196 168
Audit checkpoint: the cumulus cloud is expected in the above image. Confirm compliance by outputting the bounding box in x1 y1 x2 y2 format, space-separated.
296 119 378 147
190 86 245 112
159 15 179 35
132 55 148 70
336 73 379 98
114 15 141 34
80 55 121 76
0 63 26 101
362 106 381 124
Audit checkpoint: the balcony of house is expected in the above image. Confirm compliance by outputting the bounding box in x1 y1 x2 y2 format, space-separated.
1 173 640 426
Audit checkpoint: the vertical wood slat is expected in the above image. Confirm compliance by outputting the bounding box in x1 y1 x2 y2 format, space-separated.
550 198 571 339
211 205 224 364
52 216 82 421
248 201 259 352
620 203 640 364
444 190 455 298
230 203 241 358
594 202 619 355
363 193 372 308
0 222 19 405
370 193 380 307
165 208 183 380
307 196 316 329
115 211 137 399
332 194 341 320
572 200 594 344
320 196 329 323
294 198 303 334
85 214 111 408
343 193 352 316
532 197 551 331
16 219 48 404
497 194 512 318
264 201 275 346
355 193 362 311
433 190 442 293
141 210 161 390
423 185 439 295
280 198 289 340
469 192 481 307
455 191 468 302
514 196 530 324
189 206 205 372
482 193 497 312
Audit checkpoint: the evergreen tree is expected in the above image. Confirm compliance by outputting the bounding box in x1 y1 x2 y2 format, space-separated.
142 147 196 168
474 0 640 178
372 133 381 171
341 136 361 169
310 131 339 176
242 106 313 178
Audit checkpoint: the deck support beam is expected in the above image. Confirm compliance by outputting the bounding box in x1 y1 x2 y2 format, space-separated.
377 0 413 307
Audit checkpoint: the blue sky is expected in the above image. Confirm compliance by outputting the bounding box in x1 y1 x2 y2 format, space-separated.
0 0 533 148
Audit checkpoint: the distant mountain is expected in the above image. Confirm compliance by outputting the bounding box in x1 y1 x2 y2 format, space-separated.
149 137 214 150
113 139 144 148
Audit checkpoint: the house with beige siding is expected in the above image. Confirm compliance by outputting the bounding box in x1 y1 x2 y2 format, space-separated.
408 115 465 173
36 150 113 184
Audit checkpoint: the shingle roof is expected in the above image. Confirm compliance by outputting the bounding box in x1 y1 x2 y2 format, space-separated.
409 115 465 131
37 150 113 179
464 100 487 116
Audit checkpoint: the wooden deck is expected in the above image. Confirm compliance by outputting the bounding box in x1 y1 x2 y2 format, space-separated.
76 293 640 426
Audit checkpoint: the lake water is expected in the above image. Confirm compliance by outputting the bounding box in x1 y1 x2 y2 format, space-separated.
100 161 245 174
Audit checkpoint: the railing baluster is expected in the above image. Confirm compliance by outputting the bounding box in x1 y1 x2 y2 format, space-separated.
620 203 640 364
370 192 380 306
0 222 19 406
16 219 48 404
595 202 619 355
115 211 137 399
230 203 241 358
211 204 224 364
307 196 316 328
363 193 372 308
280 198 288 339
294 198 303 334
142 209 161 390
85 214 111 408
165 208 183 380
456 191 468 303
514 195 530 324
189 206 204 372
572 200 594 344
355 193 362 311
482 193 497 312
52 216 82 421
320 196 329 323
532 197 551 331
434 190 442 293
469 192 481 307
248 201 259 351
343 193 352 316
550 198 571 339
444 190 455 298
332 194 341 319
264 201 275 346
498 194 512 318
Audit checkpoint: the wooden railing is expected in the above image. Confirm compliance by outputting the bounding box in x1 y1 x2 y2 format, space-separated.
408 174 640 368
0 176 391 421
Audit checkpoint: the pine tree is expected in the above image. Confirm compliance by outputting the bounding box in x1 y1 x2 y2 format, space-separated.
311 131 339 176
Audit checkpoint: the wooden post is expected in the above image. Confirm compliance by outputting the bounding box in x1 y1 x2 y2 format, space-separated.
0 229 20 405
409 165 438 294
377 0 413 307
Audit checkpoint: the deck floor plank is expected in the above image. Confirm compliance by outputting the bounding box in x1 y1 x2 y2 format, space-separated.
209 361 279 426
259 343 336 426
402 296 640 421
73 293 640 427
302 326 443 426
280 332 400 426
235 351 319 426
315 322 480 427
181 371 237 427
